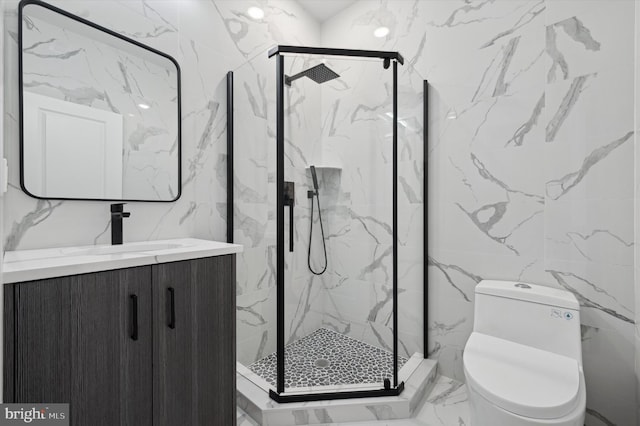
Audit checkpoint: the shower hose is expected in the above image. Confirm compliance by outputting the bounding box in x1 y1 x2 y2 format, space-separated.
308 191 328 275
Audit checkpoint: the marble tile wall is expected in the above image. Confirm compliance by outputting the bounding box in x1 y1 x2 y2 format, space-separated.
1 0 323 369
4 0 184 250
233 50 329 365
2 0 638 423
281 56 327 349
322 0 638 425
1 0 330 382
316 57 395 351
235 25 426 368
234 13 424 370
543 3 636 424
233 52 277 366
2 0 320 251
233 52 279 366
312 54 424 357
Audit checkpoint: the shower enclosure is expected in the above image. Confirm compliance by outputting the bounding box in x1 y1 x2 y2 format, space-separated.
229 45 425 403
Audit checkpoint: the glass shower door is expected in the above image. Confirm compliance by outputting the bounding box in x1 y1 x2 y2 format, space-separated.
273 49 405 401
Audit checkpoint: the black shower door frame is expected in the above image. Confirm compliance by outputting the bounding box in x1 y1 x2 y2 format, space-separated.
267 45 405 403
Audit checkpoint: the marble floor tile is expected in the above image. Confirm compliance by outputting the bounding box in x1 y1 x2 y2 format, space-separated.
236 375 469 426
237 407 260 426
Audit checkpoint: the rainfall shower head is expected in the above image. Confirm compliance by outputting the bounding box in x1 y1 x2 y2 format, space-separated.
285 64 339 86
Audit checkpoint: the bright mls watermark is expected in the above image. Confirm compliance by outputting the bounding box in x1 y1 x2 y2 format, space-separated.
0 404 68 425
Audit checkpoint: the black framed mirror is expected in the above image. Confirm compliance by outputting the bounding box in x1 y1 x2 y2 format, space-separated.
19 0 181 202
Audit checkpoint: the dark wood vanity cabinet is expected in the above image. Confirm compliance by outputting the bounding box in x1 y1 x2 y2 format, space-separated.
4 255 236 426
5 266 153 426
153 257 236 426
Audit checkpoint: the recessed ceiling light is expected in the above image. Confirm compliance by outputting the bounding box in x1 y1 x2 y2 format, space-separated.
374 26 390 38
138 103 151 110
247 6 264 20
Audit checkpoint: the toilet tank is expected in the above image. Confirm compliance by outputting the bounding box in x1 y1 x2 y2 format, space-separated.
473 280 582 363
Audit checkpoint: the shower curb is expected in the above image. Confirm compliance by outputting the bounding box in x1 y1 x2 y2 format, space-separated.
237 355 438 425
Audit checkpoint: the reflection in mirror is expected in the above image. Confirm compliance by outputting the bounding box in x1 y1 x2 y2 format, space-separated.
20 1 181 201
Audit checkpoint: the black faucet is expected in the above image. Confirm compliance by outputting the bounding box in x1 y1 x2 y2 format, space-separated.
110 203 130 245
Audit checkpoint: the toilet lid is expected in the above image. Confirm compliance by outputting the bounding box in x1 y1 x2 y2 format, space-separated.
463 332 581 419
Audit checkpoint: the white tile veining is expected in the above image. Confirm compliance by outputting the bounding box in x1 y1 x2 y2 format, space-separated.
238 357 438 425
1 1 639 425
233 3 425 380
231 1 639 423
237 375 469 426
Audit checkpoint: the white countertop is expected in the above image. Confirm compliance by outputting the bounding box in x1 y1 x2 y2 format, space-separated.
3 238 243 284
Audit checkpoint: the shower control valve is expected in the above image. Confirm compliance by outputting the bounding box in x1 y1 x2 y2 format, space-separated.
284 181 295 253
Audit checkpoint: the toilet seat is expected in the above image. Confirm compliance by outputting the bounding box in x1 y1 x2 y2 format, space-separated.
464 332 581 420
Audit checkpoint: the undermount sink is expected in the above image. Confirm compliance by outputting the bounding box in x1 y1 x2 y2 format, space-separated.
64 242 187 256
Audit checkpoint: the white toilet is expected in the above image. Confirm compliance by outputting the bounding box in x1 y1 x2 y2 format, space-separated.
463 280 586 426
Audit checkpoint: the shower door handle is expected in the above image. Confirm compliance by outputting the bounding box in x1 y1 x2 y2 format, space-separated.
284 181 295 252
288 202 294 252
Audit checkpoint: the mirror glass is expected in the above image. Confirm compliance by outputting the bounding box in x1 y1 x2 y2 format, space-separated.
20 2 181 201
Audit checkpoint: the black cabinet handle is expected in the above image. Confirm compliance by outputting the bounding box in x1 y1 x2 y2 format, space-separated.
130 294 138 341
167 287 175 329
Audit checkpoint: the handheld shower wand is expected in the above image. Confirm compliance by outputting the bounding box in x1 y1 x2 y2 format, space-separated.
308 166 327 275
310 165 320 193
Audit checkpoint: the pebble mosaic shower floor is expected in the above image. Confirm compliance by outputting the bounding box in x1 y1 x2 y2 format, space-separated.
248 328 408 388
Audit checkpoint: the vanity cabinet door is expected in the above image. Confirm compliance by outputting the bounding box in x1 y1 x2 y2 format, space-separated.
152 255 236 426
152 259 193 426
7 267 153 426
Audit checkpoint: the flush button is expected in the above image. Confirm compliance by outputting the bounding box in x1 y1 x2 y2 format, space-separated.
515 283 531 289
